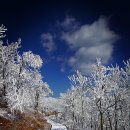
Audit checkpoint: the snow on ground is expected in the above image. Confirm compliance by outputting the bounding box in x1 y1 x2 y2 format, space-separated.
47 119 67 130
0 109 7 117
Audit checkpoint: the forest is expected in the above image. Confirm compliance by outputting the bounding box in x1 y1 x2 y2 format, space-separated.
0 25 130 130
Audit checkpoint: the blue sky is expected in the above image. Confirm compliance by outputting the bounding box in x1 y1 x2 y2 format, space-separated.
1 0 130 97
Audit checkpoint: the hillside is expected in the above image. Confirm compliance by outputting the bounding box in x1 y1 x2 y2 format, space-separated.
0 109 51 130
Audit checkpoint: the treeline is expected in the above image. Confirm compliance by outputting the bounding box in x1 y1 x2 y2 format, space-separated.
57 59 130 130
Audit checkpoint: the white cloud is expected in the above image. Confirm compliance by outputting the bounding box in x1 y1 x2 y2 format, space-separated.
41 33 56 53
61 16 119 73
61 16 76 28
57 16 79 32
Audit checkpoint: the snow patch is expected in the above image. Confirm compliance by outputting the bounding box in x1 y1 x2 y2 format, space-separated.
47 119 67 130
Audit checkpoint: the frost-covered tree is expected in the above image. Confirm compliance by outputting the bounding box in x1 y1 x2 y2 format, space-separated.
59 59 130 130
0 25 52 113
0 25 7 39
59 71 91 130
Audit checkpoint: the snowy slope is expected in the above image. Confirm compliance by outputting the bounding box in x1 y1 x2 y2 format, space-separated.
47 119 67 130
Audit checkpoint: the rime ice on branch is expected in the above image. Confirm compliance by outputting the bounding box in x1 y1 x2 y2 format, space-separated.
59 58 130 130
0 25 52 113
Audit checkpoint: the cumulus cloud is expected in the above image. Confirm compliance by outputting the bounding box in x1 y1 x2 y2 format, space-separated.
57 16 79 31
41 33 56 53
40 16 120 73
61 16 119 73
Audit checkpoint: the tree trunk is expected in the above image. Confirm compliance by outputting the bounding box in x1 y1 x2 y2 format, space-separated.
96 98 104 130
129 105 130 130
71 99 75 130
91 117 93 129
2 67 6 96
105 123 107 130
99 99 103 130
81 99 84 129
34 91 39 111
107 111 113 130
114 95 118 130
100 112 103 130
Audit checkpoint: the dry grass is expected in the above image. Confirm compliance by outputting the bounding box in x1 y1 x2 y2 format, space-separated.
0 111 51 130
44 111 58 117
